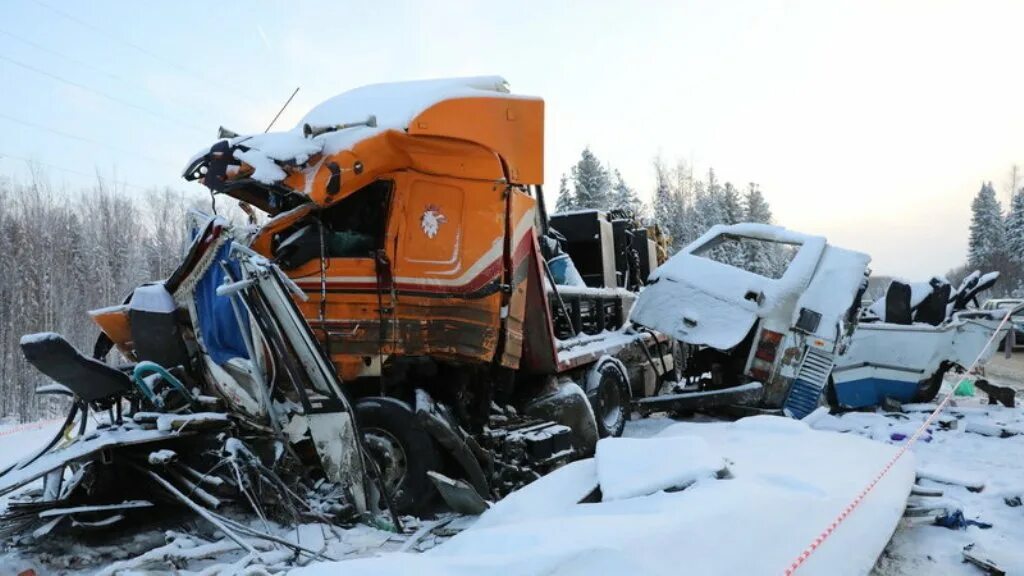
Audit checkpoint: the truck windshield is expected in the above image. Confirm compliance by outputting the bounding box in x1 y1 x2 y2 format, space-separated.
690 234 800 280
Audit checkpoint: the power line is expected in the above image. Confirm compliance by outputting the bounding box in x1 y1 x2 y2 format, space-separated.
0 52 205 134
0 112 179 169
0 150 152 191
32 0 263 107
0 27 242 134
0 27 121 82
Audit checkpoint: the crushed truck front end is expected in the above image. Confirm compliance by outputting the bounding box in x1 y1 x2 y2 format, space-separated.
631 223 870 417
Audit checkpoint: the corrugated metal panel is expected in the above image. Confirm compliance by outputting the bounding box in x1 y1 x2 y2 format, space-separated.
783 347 834 419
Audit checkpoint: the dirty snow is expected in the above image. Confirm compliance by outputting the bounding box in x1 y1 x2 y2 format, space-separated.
292 415 911 576
5 362 1024 574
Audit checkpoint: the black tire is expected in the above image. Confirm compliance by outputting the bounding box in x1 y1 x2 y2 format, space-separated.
355 397 441 515
585 358 630 438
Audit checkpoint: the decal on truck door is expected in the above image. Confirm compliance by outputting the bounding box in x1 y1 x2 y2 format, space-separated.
421 204 448 239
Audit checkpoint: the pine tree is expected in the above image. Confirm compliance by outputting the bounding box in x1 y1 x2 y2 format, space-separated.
741 183 775 275
569 147 610 209
653 158 685 250
721 182 743 225
608 169 644 218
1005 187 1024 264
743 183 772 224
554 174 575 213
968 182 1006 269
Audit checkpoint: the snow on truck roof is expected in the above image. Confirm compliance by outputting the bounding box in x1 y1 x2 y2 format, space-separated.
185 76 544 190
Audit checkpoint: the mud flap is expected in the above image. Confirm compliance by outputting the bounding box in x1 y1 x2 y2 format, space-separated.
415 391 490 499
428 471 489 515
307 411 368 514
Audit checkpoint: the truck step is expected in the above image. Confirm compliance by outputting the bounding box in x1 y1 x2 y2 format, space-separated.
633 382 763 415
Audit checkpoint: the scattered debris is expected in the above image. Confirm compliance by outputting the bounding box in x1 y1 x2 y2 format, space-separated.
964 420 1021 438
916 469 986 493
934 510 992 530
962 543 1006 576
975 380 1016 407
910 484 944 497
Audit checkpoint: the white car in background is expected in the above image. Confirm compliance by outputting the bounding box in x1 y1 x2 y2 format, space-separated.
982 298 1024 349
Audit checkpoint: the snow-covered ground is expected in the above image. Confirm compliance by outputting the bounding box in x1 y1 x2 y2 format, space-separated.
1 358 1021 575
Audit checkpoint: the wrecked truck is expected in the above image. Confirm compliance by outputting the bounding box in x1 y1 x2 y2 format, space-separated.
630 223 871 418
0 76 680 549
175 76 679 514
1 219 374 549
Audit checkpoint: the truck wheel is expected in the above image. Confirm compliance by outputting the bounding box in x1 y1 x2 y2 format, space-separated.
355 397 440 515
585 357 630 438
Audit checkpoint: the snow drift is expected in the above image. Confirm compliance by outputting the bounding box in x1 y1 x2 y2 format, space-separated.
292 415 913 576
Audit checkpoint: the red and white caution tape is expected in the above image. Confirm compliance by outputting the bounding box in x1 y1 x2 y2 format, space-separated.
0 417 64 438
784 310 1013 575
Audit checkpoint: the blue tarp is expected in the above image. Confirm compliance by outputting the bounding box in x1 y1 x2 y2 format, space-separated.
193 240 250 365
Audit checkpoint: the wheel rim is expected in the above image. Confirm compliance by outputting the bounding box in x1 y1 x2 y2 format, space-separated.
597 372 623 430
362 427 408 494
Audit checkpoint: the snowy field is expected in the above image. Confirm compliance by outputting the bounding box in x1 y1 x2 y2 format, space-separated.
0 362 1021 575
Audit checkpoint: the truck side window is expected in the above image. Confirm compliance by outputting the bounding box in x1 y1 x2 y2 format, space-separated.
320 180 392 258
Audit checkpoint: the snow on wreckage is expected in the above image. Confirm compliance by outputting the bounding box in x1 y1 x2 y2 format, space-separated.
2 75 915 573
0 77 680 570
832 271 1014 410
630 222 872 418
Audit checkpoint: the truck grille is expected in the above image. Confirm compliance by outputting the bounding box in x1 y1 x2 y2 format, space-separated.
783 347 834 419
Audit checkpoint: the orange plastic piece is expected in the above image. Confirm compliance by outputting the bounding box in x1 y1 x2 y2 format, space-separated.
88 305 136 361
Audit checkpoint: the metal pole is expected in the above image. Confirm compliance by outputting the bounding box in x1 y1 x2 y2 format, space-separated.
1005 325 1013 359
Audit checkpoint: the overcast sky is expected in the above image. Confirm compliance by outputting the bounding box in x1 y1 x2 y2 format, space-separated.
1 0 1022 277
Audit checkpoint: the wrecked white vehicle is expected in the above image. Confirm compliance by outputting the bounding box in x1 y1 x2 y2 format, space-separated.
831 272 1013 409
630 223 870 418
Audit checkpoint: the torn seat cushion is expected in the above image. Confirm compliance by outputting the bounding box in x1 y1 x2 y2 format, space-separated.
20 332 131 403
913 283 951 326
885 281 913 325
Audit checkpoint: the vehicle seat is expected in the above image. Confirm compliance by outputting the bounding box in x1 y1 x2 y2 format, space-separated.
129 283 190 370
20 333 131 405
885 281 913 325
913 282 951 326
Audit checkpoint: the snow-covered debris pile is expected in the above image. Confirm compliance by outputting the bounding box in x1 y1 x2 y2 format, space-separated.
808 389 1024 575
595 436 725 500
292 415 913 576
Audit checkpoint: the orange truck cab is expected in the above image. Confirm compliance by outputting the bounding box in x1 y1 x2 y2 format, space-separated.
183 77 674 512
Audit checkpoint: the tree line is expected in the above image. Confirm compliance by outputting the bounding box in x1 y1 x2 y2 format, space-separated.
960 171 1024 296
0 173 208 421
554 147 786 277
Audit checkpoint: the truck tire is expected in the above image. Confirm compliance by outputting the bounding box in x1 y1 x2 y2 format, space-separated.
585 357 630 438
355 397 441 515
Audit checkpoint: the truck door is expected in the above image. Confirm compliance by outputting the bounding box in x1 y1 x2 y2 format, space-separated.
390 172 507 362
497 189 537 368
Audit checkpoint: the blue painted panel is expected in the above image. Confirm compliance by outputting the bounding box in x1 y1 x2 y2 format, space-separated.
834 377 919 408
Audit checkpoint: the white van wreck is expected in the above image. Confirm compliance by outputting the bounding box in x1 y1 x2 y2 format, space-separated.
630 223 870 418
